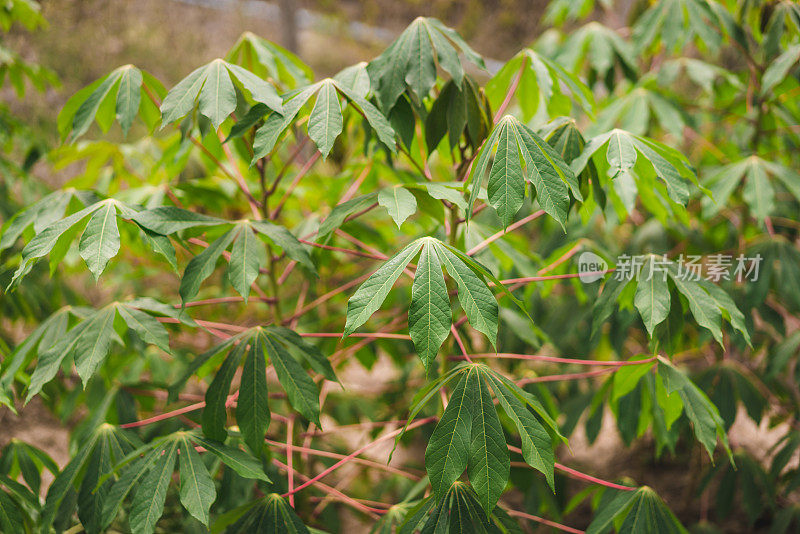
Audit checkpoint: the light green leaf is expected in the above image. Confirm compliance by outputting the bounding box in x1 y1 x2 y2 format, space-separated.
73 306 117 385
634 256 671 337
198 59 237 128
236 337 270 452
227 224 266 302
743 160 775 221
178 437 216 525
316 192 378 241
225 62 283 111
435 242 498 348
585 489 638 534
263 334 320 426
761 44 800 96
408 239 451 370
344 239 422 336
251 84 318 161
116 65 142 135
425 368 475 499
469 369 509 514
620 487 687 533
129 440 178 534
250 220 316 274
160 65 208 125
78 201 120 280
71 69 123 139
405 21 437 102
307 80 343 159
179 228 238 304
612 358 656 403
333 81 398 151
133 206 226 234
378 187 417 228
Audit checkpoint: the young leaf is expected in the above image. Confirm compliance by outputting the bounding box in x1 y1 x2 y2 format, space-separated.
307 80 343 159
634 256 671 337
378 187 417 228
425 368 475 499
78 201 120 280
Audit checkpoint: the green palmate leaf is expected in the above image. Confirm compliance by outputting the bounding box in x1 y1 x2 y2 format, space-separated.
263 334 320 426
658 361 731 461
40 432 101 533
333 82 398 150
488 121 525 228
0 490 24 533
8 201 103 289
594 486 686 534
343 239 422 336
265 326 337 383
612 356 656 402
236 337 270 452
161 59 282 128
468 116 576 228
141 228 178 271
226 32 312 89
167 333 245 402
378 187 417 228
227 494 309 534
251 84 318 161
178 437 216 526
316 192 378 241
133 206 227 234
425 368 475 499
129 440 178 534
116 65 142 135
117 304 170 353
409 239 451 370
515 118 578 228
666 266 723 346
434 242 498 348
78 201 120 280
202 341 246 441
486 371 554 490
634 256 671 337
367 17 484 111
101 448 161 530
250 220 316 274
70 68 123 139
179 228 238 304
77 428 115 534
198 59 237 128
307 80 343 159
469 369 510 514
27 319 89 402
761 43 800 96
585 489 638 534
193 436 270 482
73 306 117 385
227 223 266 302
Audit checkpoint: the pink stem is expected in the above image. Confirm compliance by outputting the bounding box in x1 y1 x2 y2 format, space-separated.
467 210 545 256
450 325 473 364
300 332 411 340
494 56 528 122
281 416 437 498
505 509 585 534
493 269 616 286
516 368 615 385
459 353 657 367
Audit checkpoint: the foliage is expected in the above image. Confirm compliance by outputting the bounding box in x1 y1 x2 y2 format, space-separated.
2 0 800 532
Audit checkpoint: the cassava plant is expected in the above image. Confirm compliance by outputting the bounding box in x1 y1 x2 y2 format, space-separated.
2 0 800 532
